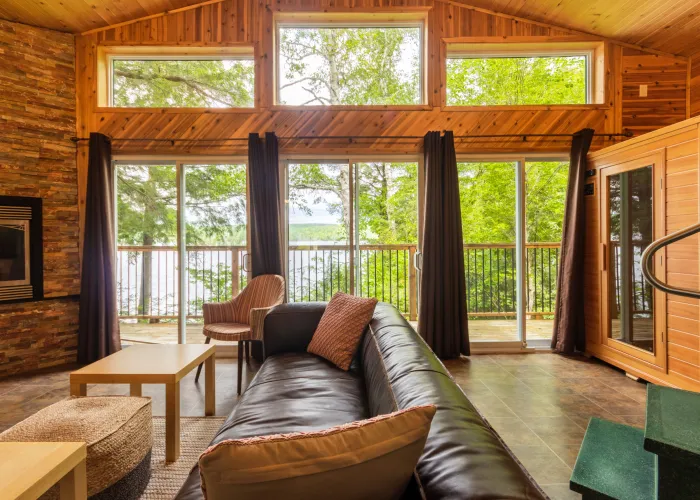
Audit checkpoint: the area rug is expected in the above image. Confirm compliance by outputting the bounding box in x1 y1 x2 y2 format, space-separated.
140 416 225 500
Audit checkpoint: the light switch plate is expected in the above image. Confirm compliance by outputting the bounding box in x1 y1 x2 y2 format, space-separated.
640 84 648 97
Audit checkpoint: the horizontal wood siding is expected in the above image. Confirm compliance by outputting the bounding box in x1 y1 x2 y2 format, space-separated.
586 117 700 391
621 48 689 137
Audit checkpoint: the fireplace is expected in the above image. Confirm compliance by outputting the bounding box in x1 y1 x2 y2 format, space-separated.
0 196 43 303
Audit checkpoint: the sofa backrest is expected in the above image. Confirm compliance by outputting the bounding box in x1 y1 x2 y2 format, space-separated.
362 303 545 500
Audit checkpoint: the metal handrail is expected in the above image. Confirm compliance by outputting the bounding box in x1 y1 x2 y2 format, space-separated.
641 222 700 299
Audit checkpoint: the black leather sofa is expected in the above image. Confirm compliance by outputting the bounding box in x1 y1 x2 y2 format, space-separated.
175 302 545 500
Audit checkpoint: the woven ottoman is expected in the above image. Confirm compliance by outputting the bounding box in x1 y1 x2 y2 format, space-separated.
0 396 152 500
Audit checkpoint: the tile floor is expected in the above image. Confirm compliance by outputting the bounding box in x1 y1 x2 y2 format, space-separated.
443 353 648 499
0 352 647 500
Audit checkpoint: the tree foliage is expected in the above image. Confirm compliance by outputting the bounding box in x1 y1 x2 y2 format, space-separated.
113 59 254 108
278 27 420 105
446 56 586 106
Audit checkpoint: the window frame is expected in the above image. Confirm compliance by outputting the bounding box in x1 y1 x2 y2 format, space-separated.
272 9 430 109
97 44 258 111
442 36 607 110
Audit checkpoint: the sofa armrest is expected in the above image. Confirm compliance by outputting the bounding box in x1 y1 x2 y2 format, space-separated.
203 299 236 324
249 306 274 341
263 302 327 358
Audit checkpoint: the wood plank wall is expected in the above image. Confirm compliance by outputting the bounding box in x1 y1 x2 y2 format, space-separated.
0 20 80 377
586 118 700 391
75 0 617 160
690 55 700 118
621 48 689 137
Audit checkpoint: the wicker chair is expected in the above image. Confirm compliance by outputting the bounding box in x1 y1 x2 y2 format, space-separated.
195 274 285 394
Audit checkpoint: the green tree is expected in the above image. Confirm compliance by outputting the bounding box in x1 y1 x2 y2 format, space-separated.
113 59 254 107
446 56 586 106
278 27 420 105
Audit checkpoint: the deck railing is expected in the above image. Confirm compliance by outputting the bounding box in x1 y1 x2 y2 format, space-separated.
117 243 561 322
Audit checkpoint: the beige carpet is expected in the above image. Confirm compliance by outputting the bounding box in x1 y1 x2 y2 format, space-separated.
140 416 225 500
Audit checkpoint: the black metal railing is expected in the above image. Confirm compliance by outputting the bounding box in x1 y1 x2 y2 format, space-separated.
117 242 561 323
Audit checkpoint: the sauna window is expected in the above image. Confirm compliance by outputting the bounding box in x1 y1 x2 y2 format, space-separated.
607 166 655 353
275 23 425 106
445 50 592 106
105 53 255 108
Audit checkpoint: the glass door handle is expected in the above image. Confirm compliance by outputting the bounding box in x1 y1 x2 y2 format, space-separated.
414 251 422 271
242 253 250 273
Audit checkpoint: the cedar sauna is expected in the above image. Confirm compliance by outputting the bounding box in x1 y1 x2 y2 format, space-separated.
585 116 700 392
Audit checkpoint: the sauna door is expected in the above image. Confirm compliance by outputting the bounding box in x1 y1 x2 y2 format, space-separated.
600 153 666 369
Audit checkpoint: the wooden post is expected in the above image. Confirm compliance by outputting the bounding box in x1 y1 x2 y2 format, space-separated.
232 248 240 298
409 246 417 321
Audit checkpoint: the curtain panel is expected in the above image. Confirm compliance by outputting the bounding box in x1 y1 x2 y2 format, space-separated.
419 131 470 358
551 128 596 354
78 132 120 363
248 132 283 278
248 132 283 361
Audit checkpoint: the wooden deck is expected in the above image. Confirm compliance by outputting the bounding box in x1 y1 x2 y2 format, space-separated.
119 319 554 344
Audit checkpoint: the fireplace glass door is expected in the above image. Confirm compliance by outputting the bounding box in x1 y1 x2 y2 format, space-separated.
0 220 30 286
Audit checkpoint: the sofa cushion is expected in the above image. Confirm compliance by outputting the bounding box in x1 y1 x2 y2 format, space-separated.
175 352 369 500
199 405 436 500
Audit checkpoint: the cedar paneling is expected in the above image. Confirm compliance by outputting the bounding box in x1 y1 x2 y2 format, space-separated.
76 0 614 157
622 48 689 137
691 55 700 118
586 117 700 392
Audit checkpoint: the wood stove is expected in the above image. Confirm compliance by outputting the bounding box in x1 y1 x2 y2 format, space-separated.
0 196 43 303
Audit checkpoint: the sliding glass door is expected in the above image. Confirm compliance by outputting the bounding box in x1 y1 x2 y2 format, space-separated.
115 158 249 345
286 162 352 301
458 161 521 344
283 158 420 319
456 157 568 349
183 163 248 344
356 162 419 320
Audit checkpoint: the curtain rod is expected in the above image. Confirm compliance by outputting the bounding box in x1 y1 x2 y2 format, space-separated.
70 132 632 143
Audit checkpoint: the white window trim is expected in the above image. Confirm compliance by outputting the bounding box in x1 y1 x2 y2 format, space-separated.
273 17 428 107
446 49 594 105
97 45 256 109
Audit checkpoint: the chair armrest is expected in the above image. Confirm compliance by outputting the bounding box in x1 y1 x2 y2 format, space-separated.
263 302 327 358
249 306 274 341
202 300 236 324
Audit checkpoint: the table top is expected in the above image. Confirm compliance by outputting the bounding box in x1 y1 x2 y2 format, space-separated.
0 442 86 500
70 344 216 384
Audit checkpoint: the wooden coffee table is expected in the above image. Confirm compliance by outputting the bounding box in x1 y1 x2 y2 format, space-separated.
70 344 216 462
0 442 87 500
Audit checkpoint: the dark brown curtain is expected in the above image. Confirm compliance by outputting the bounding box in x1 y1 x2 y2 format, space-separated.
248 132 282 277
551 128 595 354
248 132 282 361
419 131 470 358
78 133 120 363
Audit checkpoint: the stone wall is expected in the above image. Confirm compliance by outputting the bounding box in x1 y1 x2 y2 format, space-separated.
0 20 79 376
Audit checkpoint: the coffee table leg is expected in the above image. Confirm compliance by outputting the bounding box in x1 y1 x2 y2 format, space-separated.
165 381 180 462
70 383 86 397
59 458 87 500
130 383 142 397
205 354 215 416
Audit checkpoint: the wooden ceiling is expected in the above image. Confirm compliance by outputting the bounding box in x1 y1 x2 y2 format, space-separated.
461 0 700 57
2 0 700 56
0 0 205 33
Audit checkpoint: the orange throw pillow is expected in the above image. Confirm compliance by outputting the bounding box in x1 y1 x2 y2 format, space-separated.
199 405 437 500
307 292 378 370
